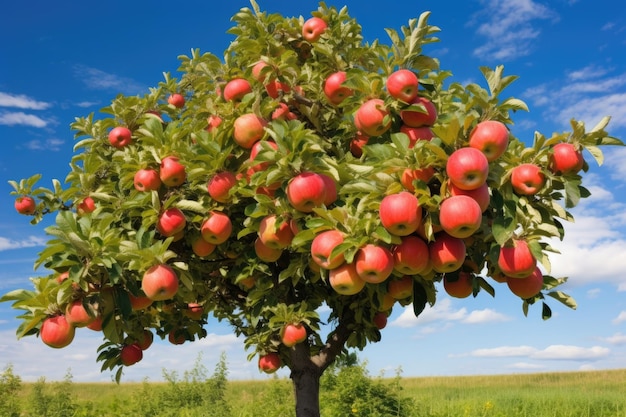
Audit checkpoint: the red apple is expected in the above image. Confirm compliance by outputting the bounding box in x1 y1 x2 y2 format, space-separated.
392 235 430 275
439 195 482 239
233 113 268 149
185 303 204 320
201 211 233 245
86 315 103 331
324 71 353 105
254 237 283 262
258 352 281 374
206 115 223 132
469 120 509 162
76 196 96 215
302 17 327 42
272 103 297 120
120 343 143 366
14 196 36 215
168 331 186 345
208 171 237 203
134 168 161 191
40 315 75 349
507 266 544 298
258 215 294 249
156 207 187 237
191 236 216 257
443 272 473 298
350 133 369 157
355 244 394 284
328 262 366 295
65 299 94 328
354 99 391 137
386 69 419 102
400 96 437 127
311 229 345 269
400 125 435 147
141 264 179 301
387 275 414 300
136 329 154 350
429 232 466 273
281 323 307 347
223 78 252 102
510 163 545 195
400 167 435 191
108 126 132 148
159 156 186 187
379 191 422 236
252 61 270 82
249 140 279 175
167 93 185 108
286 172 326 212
265 80 291 99
549 143 584 175
498 238 537 278
449 182 490 212
318 173 337 206
373 312 388 329
446 147 489 190
129 293 153 311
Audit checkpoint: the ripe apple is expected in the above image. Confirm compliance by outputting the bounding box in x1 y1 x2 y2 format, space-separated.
86 315 103 331
373 312 388 329
14 196 36 215
201 211 233 245
438 195 482 239
428 232 466 273
156 207 187 237
65 299 94 328
510 163 545 195
223 78 252 102
401 167 435 191
354 99 391 137
129 293 153 310
329 262 366 295
136 329 154 350
120 343 143 366
468 120 509 162
549 143 584 175
258 352 281 374
258 215 294 249
286 172 327 212
350 133 369 157
498 238 537 278
249 140 279 175
378 293 396 311
318 173 337 206
206 115 223 132
446 147 489 190
443 272 474 298
387 275 414 300
400 96 437 127
379 191 422 236
302 16 327 42
185 303 204 320
507 266 544 298
252 61 270 82
168 331 186 345
311 229 345 269
355 244 394 284
233 113 268 149
392 235 430 275
108 126 132 148
400 125 435 147
254 237 283 262
134 168 161 191
272 103 297 120
191 236 216 257
281 323 307 347
323 71 353 105
386 69 419 102
141 264 179 301
208 171 237 203
40 315 75 349
76 196 96 215
449 182 490 212
167 93 185 108
265 80 291 99
160 156 186 187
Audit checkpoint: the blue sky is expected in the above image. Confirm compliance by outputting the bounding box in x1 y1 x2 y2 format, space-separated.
1 0 626 382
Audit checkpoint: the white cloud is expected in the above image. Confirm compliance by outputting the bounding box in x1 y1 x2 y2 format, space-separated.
462 308 512 324
74 65 145 94
470 344 610 361
470 0 558 60
0 236 47 252
507 362 546 370
612 312 626 325
604 333 626 345
392 299 510 328
0 92 51 110
24 139 65 152
0 111 48 128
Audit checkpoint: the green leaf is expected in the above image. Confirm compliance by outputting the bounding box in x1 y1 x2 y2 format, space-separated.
547 290 577 310
542 302 552 320
412 282 427 318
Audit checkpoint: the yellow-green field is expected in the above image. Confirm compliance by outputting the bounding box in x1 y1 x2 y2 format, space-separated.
7 368 626 417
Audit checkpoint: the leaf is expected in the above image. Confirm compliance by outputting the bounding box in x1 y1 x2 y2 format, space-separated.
547 290 577 310
412 282 427 318
542 302 552 320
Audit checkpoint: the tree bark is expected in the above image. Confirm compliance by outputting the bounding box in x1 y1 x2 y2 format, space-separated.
291 359 322 417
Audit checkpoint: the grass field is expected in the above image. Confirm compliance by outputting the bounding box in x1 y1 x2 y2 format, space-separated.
8 368 626 416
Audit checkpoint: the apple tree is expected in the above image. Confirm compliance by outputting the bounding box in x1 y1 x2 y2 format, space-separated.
2 2 623 416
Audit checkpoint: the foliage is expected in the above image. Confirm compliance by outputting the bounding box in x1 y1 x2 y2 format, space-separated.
1 0 623 415
27 371 77 417
0 365 22 417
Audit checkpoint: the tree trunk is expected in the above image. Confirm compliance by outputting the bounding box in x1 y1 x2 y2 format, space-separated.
291 363 322 417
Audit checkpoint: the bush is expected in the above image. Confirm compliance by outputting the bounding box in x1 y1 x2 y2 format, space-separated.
27 370 77 417
0 364 22 417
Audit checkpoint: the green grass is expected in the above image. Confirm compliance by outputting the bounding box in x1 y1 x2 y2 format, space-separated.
11 369 626 417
